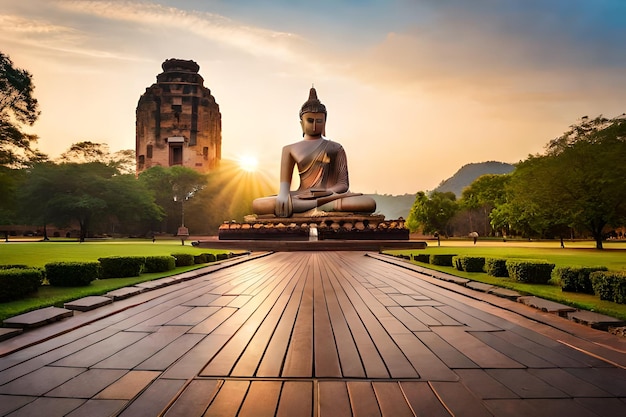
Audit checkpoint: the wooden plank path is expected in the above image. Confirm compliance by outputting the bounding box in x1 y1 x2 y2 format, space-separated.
0 252 625 416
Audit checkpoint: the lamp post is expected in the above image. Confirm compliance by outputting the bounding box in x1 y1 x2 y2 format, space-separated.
174 195 189 245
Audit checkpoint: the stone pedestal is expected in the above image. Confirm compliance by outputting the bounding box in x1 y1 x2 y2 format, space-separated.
218 214 409 241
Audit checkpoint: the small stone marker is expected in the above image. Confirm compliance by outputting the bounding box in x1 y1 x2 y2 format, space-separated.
64 296 113 312
3 307 73 329
567 310 626 331
105 287 143 301
518 296 577 317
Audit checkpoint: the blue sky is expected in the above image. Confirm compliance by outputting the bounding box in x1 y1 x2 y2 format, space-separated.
2 0 625 194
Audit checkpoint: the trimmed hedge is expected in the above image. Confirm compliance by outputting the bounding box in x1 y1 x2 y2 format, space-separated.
506 260 555 284
172 253 195 267
194 254 208 264
591 271 626 304
144 256 176 273
453 256 462 271
412 254 430 263
485 258 508 277
204 253 217 263
556 266 608 294
45 262 100 287
0 264 30 270
98 256 145 278
429 254 457 267
0 268 44 301
216 253 230 261
453 256 486 272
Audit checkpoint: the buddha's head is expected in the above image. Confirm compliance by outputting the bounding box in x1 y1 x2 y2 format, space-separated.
300 87 326 138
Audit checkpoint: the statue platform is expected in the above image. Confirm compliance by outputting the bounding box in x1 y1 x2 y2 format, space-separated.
217 214 408 241
196 214 427 252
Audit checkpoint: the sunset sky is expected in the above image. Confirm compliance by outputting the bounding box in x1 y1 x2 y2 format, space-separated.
2 0 625 195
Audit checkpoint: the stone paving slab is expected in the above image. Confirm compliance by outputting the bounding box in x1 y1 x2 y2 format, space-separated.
0 327 22 341
567 309 626 331
104 287 143 301
466 281 496 293
518 296 577 317
134 277 176 290
2 307 73 329
488 287 522 300
64 296 113 312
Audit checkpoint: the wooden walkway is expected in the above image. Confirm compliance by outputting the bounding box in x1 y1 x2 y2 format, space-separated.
0 252 625 416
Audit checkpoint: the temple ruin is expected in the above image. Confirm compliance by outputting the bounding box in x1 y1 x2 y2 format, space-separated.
135 59 221 175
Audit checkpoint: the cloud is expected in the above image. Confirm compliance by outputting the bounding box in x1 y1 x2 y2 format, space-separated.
58 0 308 62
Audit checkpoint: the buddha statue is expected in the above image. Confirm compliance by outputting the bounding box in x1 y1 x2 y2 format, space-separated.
252 87 376 217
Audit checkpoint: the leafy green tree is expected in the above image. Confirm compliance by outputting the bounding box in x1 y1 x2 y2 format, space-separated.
19 162 162 241
407 191 459 236
461 174 510 237
139 166 207 234
57 141 135 174
0 166 26 239
0 52 45 167
502 115 626 249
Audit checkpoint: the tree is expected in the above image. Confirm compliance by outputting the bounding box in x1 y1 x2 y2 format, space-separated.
57 141 136 175
0 52 45 167
139 166 207 234
502 115 626 249
19 162 163 241
407 191 459 236
461 174 510 237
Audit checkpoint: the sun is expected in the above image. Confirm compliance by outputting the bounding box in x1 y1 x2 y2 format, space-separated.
238 155 259 172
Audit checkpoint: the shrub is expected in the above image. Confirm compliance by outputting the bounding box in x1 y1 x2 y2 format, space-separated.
216 253 230 261
144 256 176 273
0 264 30 270
556 266 608 294
45 262 100 287
429 254 457 267
194 254 208 264
591 271 626 304
456 256 486 272
0 268 44 301
485 258 508 277
412 254 430 263
506 260 555 284
203 253 217 263
98 256 145 278
452 256 463 271
172 253 195 267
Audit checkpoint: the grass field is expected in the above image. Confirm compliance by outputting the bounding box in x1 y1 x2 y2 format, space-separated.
1 237 626 323
389 238 626 321
0 238 232 322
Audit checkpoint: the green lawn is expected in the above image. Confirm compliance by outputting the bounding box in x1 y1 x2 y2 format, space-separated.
0 238 234 322
388 239 626 321
2 238 626 323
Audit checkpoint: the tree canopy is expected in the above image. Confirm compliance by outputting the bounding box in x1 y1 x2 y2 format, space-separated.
0 52 44 167
407 191 458 236
19 162 163 241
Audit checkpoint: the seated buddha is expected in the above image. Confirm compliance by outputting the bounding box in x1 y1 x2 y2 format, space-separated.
252 87 376 217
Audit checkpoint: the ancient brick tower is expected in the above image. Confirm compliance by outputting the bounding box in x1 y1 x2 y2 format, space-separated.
136 59 221 175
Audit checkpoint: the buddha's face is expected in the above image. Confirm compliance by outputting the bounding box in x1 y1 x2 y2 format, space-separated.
300 112 325 138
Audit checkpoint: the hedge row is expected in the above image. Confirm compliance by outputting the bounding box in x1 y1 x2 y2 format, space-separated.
46 262 101 287
554 266 608 294
413 254 557 284
0 268 44 301
453 256 485 273
591 271 626 304
0 251 229 301
505 260 555 284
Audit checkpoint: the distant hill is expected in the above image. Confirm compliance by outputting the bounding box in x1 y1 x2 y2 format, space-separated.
368 161 514 218
366 193 416 219
434 161 514 197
